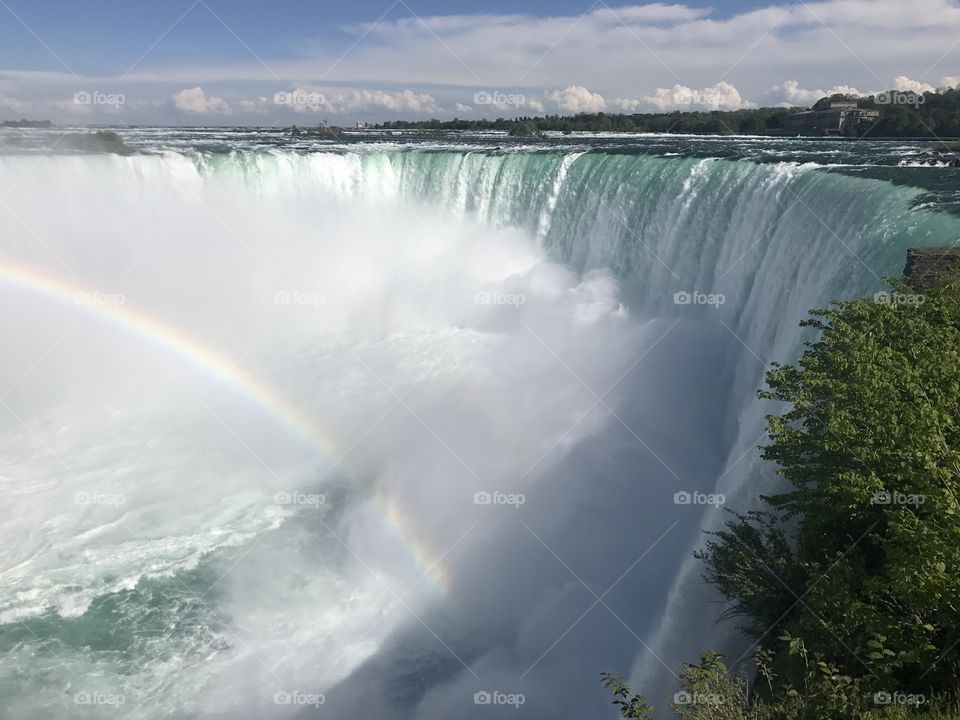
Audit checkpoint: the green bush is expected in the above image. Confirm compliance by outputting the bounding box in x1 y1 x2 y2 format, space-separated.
604 277 960 718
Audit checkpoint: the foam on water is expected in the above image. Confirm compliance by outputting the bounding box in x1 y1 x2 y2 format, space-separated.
1 143 958 718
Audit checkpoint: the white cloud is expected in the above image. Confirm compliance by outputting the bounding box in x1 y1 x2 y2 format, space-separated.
548 85 606 113
269 87 440 115
593 4 711 23
631 82 756 111
236 96 270 114
322 89 440 115
892 75 938 94
273 87 327 114
173 87 232 114
256 0 960 103
768 75 959 108
0 94 31 115
611 97 643 112
891 75 960 92
478 92 545 114
6 1 960 122
770 80 866 106
525 97 545 114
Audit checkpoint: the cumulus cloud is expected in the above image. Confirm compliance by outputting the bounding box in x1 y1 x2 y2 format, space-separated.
173 86 232 114
622 82 756 112
610 97 643 112
0 94 31 115
768 80 866 106
242 0 960 108
768 75 960 108
547 85 606 113
323 88 439 115
6 1 960 123
247 86 443 116
890 75 960 94
475 91 545 114
235 96 270 114
527 97 545 114
892 75 938 94
272 87 327 114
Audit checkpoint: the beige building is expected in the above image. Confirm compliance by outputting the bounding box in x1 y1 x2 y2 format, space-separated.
783 100 880 136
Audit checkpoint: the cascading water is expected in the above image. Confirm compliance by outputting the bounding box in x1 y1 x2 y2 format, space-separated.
1 136 957 719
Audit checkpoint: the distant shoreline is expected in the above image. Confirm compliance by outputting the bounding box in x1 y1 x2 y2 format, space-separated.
5 87 960 138
2 124 958 143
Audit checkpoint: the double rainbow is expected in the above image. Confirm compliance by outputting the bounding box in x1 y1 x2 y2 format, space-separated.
0 258 451 594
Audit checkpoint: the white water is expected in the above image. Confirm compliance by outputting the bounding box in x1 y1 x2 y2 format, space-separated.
0 149 956 719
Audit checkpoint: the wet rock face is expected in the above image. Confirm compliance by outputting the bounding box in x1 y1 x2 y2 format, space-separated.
905 247 960 292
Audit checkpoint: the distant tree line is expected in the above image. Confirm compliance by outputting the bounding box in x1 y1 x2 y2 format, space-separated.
0 119 52 128
850 88 960 137
376 87 960 138
377 108 794 135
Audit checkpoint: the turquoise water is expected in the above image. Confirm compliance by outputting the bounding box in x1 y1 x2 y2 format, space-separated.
1 130 958 718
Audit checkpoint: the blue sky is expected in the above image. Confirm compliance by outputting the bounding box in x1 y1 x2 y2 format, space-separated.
0 0 759 74
0 0 957 123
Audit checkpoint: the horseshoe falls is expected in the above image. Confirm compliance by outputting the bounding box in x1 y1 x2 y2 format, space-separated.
1 133 958 719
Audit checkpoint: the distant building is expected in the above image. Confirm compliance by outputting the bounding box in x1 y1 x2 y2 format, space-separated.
355 121 369 129
783 100 880 136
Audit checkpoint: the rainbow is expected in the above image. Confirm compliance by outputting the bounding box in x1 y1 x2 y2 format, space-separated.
0 258 454 594
0 259 336 456
371 494 450 594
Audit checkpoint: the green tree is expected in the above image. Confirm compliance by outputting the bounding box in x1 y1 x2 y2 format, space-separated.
703 278 960 694
601 673 655 718
695 510 806 639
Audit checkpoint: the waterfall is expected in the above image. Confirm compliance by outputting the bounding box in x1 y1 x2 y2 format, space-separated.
0 147 956 719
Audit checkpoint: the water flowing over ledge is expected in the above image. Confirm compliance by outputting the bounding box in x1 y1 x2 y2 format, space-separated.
1 144 958 719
